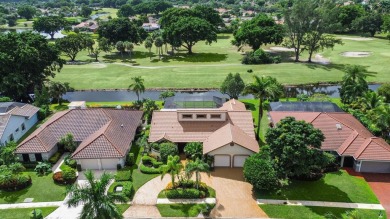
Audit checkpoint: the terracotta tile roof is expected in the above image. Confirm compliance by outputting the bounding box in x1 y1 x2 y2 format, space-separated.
16 109 143 159
269 111 390 161
0 114 11 140
203 123 259 154
9 104 40 119
149 100 257 153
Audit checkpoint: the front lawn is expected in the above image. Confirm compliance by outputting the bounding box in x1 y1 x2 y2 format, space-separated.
116 204 131 214
157 204 215 217
261 205 386 219
256 170 379 204
0 207 58 219
0 171 67 204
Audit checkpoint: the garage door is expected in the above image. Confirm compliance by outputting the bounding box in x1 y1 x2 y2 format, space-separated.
233 155 249 167
101 159 118 170
81 159 99 170
214 155 231 167
360 161 390 173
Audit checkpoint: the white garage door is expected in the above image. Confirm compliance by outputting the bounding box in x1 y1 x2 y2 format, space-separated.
214 155 231 167
81 159 99 170
101 159 118 170
233 155 249 167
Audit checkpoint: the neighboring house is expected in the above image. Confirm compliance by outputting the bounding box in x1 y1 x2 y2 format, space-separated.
74 20 99 32
0 102 39 146
15 109 143 170
142 23 160 31
149 99 259 168
268 102 390 173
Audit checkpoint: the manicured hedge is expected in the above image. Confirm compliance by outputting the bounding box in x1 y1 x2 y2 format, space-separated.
52 170 77 185
165 188 205 199
48 152 62 164
141 155 163 168
139 164 162 174
115 170 132 181
108 181 134 198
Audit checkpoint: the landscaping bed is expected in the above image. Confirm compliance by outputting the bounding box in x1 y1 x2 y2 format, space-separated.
0 207 58 219
260 205 386 219
157 204 215 217
158 183 216 199
256 170 379 204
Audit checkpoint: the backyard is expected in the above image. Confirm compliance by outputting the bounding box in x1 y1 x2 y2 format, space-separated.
53 34 390 90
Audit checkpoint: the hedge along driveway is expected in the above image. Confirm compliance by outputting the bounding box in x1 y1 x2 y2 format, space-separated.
256 170 379 204
0 171 67 204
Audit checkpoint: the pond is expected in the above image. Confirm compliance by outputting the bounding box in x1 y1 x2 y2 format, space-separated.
62 84 381 102
0 28 65 39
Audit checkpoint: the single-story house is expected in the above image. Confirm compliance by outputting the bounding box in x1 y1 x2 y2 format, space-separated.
269 102 390 173
15 109 143 170
0 102 39 146
149 99 259 167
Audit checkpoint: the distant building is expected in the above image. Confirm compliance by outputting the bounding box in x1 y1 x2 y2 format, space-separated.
142 23 160 32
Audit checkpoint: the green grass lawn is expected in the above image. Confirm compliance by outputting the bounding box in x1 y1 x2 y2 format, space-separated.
116 203 131 214
0 171 67 204
0 207 58 219
54 34 390 90
257 170 379 204
261 205 386 219
157 204 215 217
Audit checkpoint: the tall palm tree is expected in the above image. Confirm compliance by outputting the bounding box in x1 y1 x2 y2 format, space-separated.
128 76 145 101
48 81 70 105
243 75 283 138
359 91 384 111
155 37 164 59
66 171 127 219
185 158 210 190
340 65 375 104
373 105 390 139
145 37 153 60
161 155 183 185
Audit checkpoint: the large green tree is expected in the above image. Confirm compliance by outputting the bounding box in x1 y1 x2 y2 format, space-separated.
56 33 90 61
66 171 127 219
266 117 333 178
340 65 375 104
163 16 217 54
48 81 71 105
220 73 245 99
232 13 284 51
0 32 64 100
17 5 36 20
352 13 383 37
98 18 147 45
80 5 93 18
338 4 365 31
33 16 67 39
117 4 135 17
128 76 145 101
185 158 210 190
243 76 283 138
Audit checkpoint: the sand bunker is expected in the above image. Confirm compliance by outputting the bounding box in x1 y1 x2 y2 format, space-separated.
340 51 372 57
312 54 331 64
89 63 107 68
269 47 295 52
341 37 373 41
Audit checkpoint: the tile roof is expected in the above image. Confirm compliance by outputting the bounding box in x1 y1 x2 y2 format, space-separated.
203 123 259 154
269 111 390 161
0 102 39 140
149 99 257 153
16 109 143 159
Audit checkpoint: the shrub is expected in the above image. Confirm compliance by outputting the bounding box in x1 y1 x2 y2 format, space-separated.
22 162 38 169
53 169 77 185
48 152 62 164
165 188 202 199
378 83 390 103
243 152 279 191
242 49 280 65
142 155 163 168
59 133 76 152
76 164 81 171
115 170 132 181
29 209 43 219
63 155 77 169
127 153 135 166
0 173 31 191
140 164 162 174
184 142 203 160
0 96 11 102
34 162 52 175
108 181 134 198
117 163 122 170
159 143 178 163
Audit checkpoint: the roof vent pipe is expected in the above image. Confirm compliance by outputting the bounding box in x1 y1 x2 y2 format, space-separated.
336 124 342 130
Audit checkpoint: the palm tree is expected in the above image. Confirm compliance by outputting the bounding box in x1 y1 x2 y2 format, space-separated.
340 65 375 104
373 105 390 139
124 41 134 60
161 155 183 186
48 81 70 105
359 91 384 111
145 37 153 60
128 76 145 101
243 76 283 138
66 171 127 219
185 158 210 190
154 37 164 59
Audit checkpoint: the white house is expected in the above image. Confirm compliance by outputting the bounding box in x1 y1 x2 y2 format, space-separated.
0 102 39 146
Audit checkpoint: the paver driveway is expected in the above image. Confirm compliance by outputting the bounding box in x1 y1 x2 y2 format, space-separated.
204 168 268 218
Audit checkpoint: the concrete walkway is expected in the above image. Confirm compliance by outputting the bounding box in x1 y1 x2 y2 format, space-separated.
257 199 385 210
51 153 69 173
157 198 216 204
0 201 62 209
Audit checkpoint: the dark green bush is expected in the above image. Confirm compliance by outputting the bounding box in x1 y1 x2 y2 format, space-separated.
165 188 202 199
184 142 203 159
242 49 281 65
0 173 31 191
127 153 135 166
22 162 38 169
159 143 178 163
115 170 132 181
117 163 122 170
142 155 163 168
62 168 77 183
48 152 62 164
139 164 162 174
29 209 43 219
67 159 77 168
108 181 134 198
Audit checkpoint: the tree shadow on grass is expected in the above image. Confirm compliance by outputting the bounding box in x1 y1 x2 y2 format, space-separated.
217 35 231 40
0 184 30 203
304 63 348 72
168 53 228 63
255 175 352 203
